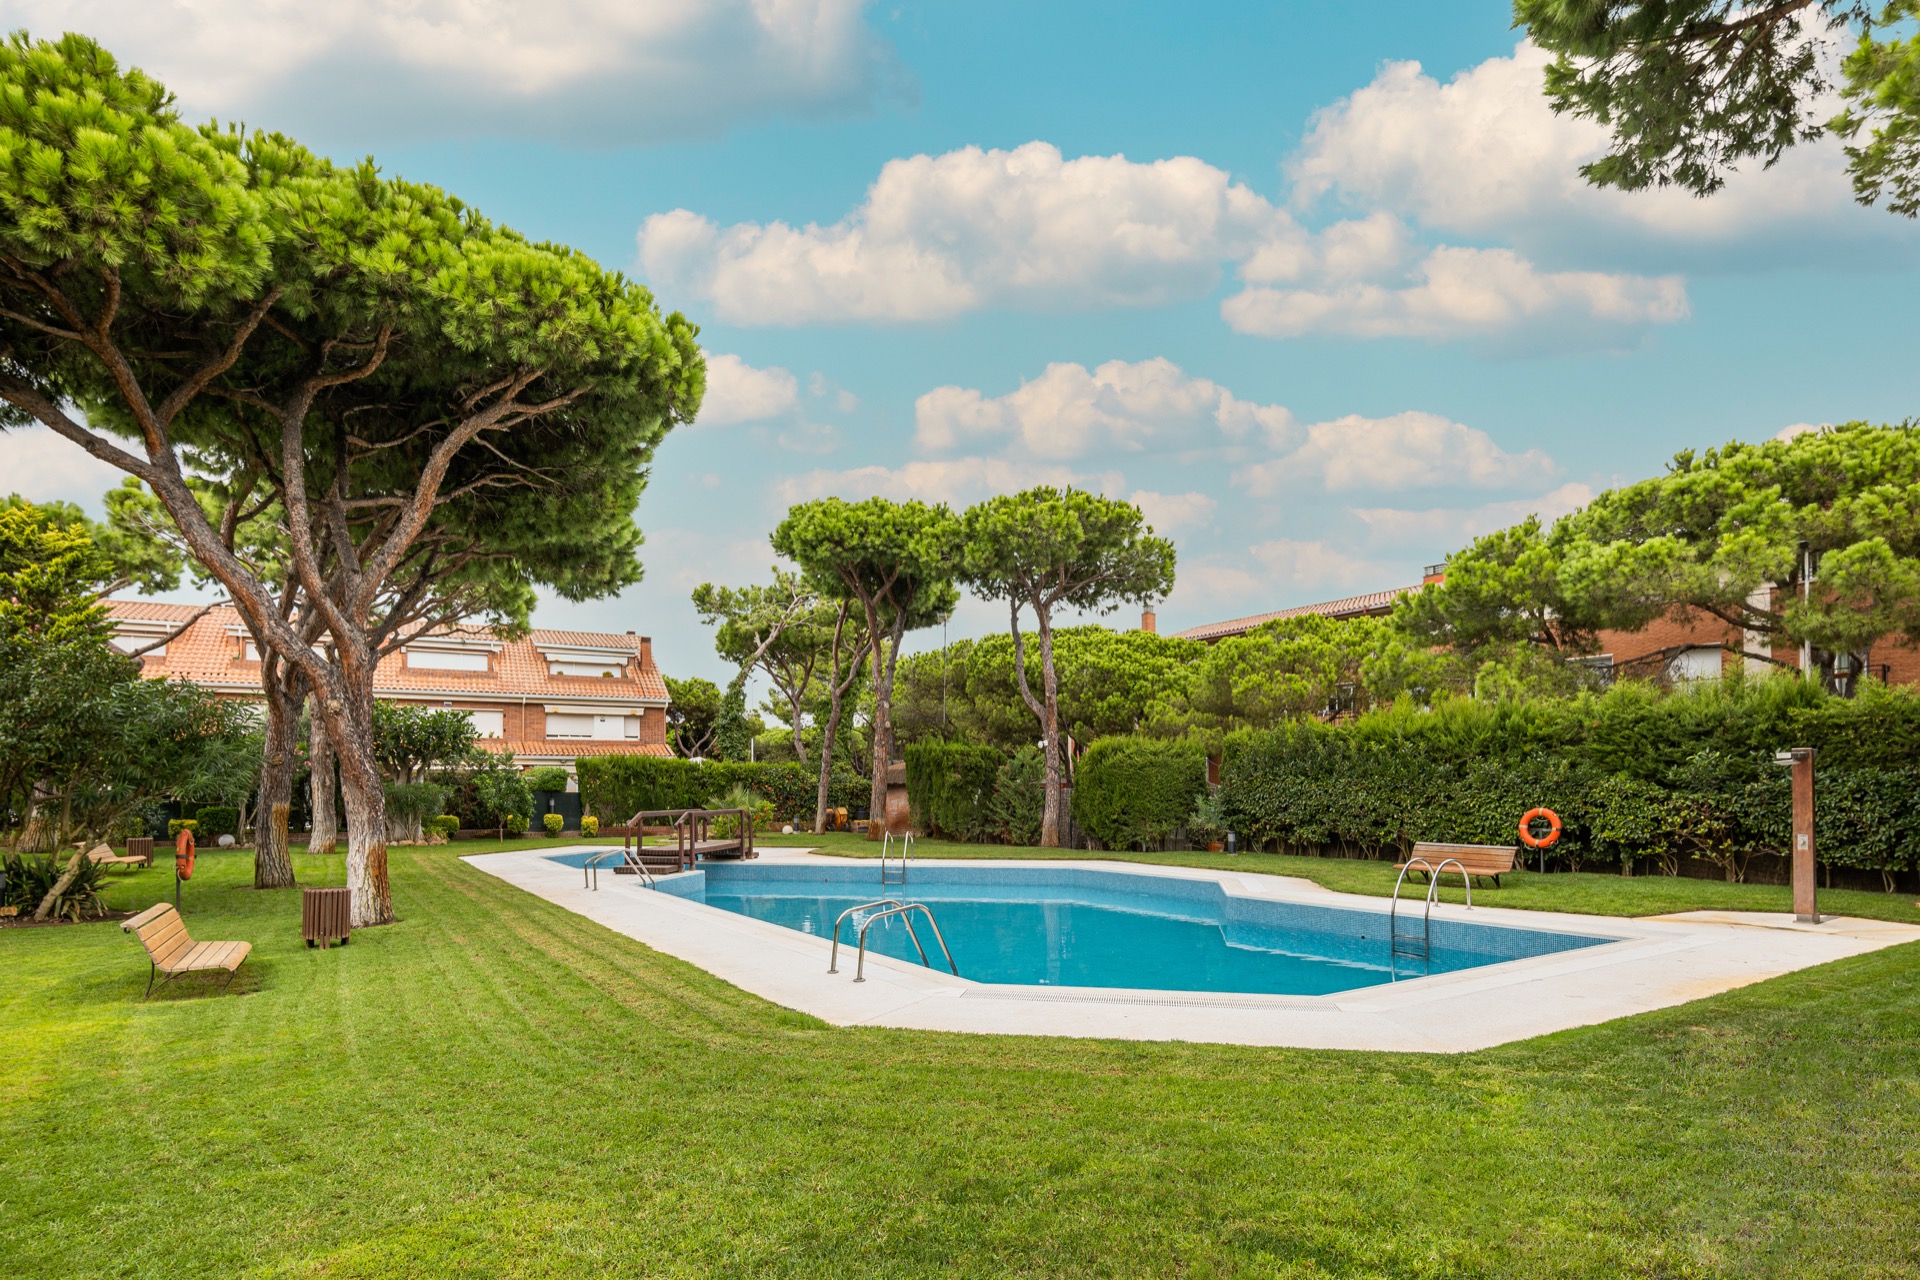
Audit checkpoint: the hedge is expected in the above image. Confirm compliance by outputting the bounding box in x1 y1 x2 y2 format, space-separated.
575 756 863 825
1071 737 1208 851
194 806 239 839
904 741 1006 840
1210 677 1920 880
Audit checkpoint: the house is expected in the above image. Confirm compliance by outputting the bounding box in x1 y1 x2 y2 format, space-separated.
104 601 671 779
1172 564 1920 694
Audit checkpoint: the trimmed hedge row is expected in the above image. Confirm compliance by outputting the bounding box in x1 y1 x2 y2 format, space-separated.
1070 737 1208 852
903 741 1047 844
575 756 864 825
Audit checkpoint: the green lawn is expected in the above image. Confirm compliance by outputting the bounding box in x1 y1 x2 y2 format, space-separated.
760 830 1920 925
4 845 1919 1278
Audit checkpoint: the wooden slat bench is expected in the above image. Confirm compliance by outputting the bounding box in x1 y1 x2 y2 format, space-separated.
86 841 151 872
1396 842 1518 888
122 903 252 999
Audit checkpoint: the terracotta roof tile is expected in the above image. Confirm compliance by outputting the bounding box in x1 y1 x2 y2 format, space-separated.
1171 585 1420 642
481 740 672 760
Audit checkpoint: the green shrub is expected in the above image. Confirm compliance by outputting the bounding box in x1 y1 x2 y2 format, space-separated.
580 815 600 838
1 850 106 921
705 784 775 838
575 757 861 825
904 741 1005 840
524 766 569 793
166 818 198 839
988 747 1045 846
1072 737 1207 851
470 770 534 829
503 813 528 836
428 815 462 839
543 812 565 836
194 806 239 839
384 782 446 828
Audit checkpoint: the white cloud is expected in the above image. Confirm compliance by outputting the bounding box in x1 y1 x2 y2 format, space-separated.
1224 245 1687 341
1238 411 1552 495
1350 482 1595 546
1775 421 1830 441
0 425 129 514
776 457 1124 507
11 0 903 143
1288 39 1885 255
640 141 1296 324
1129 490 1216 533
698 354 800 426
1176 538 1396 611
914 358 1294 459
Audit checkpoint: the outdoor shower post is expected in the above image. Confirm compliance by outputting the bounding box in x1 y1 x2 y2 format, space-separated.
1777 747 1819 924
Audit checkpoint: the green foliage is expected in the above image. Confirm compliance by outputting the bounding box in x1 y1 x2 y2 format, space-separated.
384 782 447 825
664 675 723 757
579 814 599 838
988 747 1046 847
1072 737 1208 851
523 767 569 794
194 806 239 839
167 819 198 839
503 812 528 837
543 812 565 836
711 680 757 762
0 849 106 921
1210 676 1920 877
575 756 862 825
705 783 775 838
469 770 534 831
428 815 462 839
1518 0 1920 220
904 741 1007 841
374 703 483 785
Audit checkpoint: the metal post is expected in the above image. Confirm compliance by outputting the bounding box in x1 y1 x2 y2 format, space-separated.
1790 747 1818 923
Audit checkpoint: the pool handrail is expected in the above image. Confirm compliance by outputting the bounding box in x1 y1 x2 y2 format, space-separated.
1387 855 1471 979
853 902 958 983
585 846 654 891
828 899 912 973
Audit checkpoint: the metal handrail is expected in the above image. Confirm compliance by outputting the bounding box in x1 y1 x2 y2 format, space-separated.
1425 857 1472 911
853 902 957 983
827 899 912 973
1386 855 1474 980
880 830 913 886
585 846 654 891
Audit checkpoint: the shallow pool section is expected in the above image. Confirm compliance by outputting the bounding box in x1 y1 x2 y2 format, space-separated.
590 862 1614 997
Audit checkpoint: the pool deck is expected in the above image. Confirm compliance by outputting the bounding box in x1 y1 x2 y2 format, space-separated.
464 846 1920 1052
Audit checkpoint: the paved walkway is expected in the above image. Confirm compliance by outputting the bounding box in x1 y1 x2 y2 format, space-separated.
465 846 1920 1052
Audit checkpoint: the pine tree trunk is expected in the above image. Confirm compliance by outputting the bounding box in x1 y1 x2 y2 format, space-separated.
866 609 905 841
18 779 58 854
308 693 337 856
253 677 299 889
326 679 393 928
814 693 846 834
1036 615 1063 849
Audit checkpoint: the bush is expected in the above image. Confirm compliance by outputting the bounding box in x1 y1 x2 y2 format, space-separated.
575 757 862 826
166 818 198 839
543 812 565 836
705 784 775 838
428 815 461 839
580 815 600 838
988 747 1045 846
470 770 534 830
1 850 107 921
503 813 528 836
194 806 239 839
1072 737 1208 851
524 766 569 793
904 741 1005 840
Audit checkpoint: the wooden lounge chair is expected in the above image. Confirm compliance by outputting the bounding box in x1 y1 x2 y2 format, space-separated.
86 842 151 872
122 903 252 999
1396 842 1518 888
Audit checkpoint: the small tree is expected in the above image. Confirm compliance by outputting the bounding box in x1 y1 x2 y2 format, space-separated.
665 676 724 758
958 489 1175 846
772 499 957 836
692 568 828 763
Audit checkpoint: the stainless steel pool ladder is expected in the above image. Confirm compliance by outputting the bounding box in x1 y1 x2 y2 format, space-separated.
826 898 958 982
880 830 913 886
1387 856 1471 977
584 847 654 891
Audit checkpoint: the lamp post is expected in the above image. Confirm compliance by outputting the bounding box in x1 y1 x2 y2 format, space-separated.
1773 747 1819 923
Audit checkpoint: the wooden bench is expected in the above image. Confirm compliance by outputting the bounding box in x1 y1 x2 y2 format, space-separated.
86 841 151 872
1396 842 1518 888
122 903 252 999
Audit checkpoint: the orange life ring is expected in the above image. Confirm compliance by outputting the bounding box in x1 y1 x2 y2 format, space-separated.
175 828 196 880
1519 807 1561 850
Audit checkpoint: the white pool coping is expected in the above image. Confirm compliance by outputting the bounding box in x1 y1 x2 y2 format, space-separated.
463 845 1920 1052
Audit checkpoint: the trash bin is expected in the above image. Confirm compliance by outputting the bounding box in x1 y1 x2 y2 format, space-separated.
301 887 351 949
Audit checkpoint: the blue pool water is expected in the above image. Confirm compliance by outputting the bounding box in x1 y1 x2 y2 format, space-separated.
552 859 1615 997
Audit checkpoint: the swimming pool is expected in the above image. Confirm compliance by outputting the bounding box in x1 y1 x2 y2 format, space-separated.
574 860 1614 997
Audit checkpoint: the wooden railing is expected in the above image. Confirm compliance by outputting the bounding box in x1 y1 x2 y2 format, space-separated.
622 808 756 871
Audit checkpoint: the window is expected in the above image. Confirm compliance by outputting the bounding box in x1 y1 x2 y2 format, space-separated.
549 659 625 679
465 710 504 739
546 713 593 739
112 635 165 659
1668 647 1722 683
625 716 640 739
408 648 490 672
242 639 261 661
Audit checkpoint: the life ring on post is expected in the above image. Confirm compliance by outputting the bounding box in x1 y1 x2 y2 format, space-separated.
175 828 196 880
1518 807 1561 850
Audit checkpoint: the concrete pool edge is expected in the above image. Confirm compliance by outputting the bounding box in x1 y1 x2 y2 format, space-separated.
463 846 1920 1052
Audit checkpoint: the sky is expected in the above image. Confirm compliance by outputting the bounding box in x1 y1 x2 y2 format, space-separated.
6 0 1918 688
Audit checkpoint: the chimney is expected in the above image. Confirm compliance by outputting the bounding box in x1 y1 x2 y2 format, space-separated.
1421 561 1448 585
1141 609 1157 634
637 635 653 670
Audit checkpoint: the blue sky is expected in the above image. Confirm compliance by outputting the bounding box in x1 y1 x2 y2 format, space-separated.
8 0 1918 686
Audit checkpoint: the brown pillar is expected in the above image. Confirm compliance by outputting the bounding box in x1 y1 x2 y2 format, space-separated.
1790 747 1818 923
